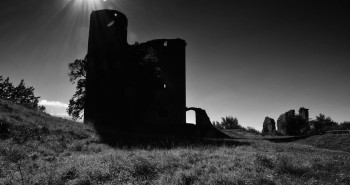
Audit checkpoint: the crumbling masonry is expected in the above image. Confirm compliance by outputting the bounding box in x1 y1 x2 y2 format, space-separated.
84 10 224 139
277 107 309 135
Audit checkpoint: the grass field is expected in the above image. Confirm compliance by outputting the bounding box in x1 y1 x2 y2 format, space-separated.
1 99 350 185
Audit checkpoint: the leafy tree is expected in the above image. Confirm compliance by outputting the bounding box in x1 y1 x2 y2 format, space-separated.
67 58 87 120
311 113 338 134
222 116 241 129
245 126 261 135
212 121 223 129
213 116 242 129
0 76 45 111
0 76 14 99
339 121 350 130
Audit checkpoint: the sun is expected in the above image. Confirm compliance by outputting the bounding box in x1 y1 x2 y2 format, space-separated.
71 0 109 11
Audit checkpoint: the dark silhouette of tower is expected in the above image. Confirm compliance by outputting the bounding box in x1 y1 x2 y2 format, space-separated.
85 10 129 126
299 107 309 121
84 10 187 139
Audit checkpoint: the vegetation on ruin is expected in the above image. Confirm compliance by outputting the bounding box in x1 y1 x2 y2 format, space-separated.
1 99 350 185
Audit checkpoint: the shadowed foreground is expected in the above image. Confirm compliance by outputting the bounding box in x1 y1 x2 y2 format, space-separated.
1 99 350 185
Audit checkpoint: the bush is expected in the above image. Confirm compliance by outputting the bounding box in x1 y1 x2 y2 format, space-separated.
310 114 338 134
0 76 45 111
338 121 350 130
213 116 242 129
244 127 261 135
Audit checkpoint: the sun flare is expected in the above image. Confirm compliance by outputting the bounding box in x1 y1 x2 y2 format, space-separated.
73 0 107 10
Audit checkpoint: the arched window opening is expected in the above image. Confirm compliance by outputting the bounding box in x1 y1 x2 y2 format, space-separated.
186 110 196 125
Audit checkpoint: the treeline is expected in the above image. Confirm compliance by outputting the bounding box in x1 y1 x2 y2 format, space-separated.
0 76 45 111
212 116 261 134
310 114 350 134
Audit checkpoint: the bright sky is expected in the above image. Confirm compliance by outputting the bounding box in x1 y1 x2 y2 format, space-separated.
1 0 349 130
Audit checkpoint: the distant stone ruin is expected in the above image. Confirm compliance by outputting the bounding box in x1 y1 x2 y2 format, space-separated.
262 117 276 135
277 107 309 135
84 10 225 140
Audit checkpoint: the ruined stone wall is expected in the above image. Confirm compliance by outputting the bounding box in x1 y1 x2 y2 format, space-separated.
85 10 129 125
276 108 310 135
262 117 276 135
298 107 309 121
84 10 187 137
277 110 296 135
130 39 186 125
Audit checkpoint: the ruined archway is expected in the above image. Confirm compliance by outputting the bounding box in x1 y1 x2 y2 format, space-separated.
186 110 196 125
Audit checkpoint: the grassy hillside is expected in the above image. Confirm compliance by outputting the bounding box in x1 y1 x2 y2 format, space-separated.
1 99 350 185
295 134 350 153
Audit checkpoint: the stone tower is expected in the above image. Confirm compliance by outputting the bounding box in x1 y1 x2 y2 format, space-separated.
298 107 309 121
84 10 187 138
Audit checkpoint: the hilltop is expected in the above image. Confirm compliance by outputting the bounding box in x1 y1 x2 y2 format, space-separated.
0 99 350 185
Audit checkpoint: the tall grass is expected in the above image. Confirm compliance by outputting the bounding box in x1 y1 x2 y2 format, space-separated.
1 99 350 184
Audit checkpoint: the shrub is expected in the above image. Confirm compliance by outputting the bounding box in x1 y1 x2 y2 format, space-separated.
213 116 242 129
338 121 350 130
0 76 45 111
244 127 261 135
310 114 338 134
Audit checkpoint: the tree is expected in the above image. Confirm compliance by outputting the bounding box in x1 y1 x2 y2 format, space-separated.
213 116 241 129
222 116 241 129
67 58 87 120
0 76 45 111
339 121 350 130
0 76 14 100
311 113 338 134
212 121 223 129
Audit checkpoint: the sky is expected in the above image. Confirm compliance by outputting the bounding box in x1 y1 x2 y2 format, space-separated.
0 0 349 130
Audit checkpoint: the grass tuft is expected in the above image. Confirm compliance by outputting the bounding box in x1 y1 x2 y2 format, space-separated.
274 155 310 176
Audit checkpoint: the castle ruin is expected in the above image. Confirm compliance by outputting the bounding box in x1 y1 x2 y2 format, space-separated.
84 10 225 140
277 107 309 135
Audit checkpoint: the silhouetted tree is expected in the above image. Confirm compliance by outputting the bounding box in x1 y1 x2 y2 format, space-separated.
338 121 350 130
212 121 223 129
67 58 87 120
0 76 14 99
311 113 338 134
0 76 45 111
215 116 241 129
